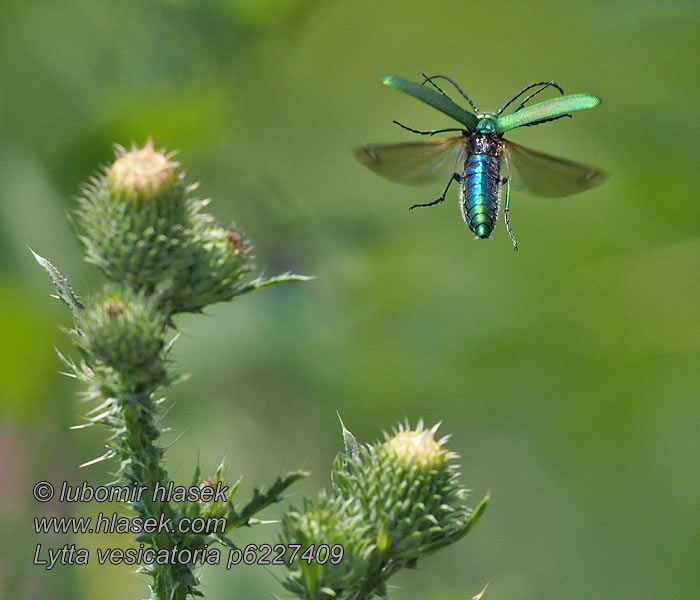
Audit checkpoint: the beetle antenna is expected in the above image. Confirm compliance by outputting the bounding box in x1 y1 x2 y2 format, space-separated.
393 120 466 136
419 72 451 99
420 73 479 114
498 81 564 115
512 81 565 113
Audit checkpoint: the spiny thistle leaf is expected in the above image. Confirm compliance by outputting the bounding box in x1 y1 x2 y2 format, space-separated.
337 412 360 460
30 248 84 317
228 470 309 529
229 272 314 299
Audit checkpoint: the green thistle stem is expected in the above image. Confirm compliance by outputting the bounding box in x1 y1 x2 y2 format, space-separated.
120 393 167 517
120 391 193 600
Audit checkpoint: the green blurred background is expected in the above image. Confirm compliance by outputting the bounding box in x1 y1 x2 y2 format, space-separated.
1 0 698 598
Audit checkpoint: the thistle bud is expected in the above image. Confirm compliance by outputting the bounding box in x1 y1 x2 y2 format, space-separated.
280 494 374 600
76 142 194 290
333 421 483 564
77 286 167 387
282 422 487 600
167 224 253 312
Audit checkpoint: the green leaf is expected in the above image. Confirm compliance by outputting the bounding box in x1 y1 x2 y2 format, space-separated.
496 93 601 133
30 248 84 318
463 493 489 535
190 461 201 487
229 273 313 299
227 470 308 530
383 75 478 130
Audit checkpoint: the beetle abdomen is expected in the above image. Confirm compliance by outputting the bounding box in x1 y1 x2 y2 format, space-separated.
459 132 503 239
460 153 500 239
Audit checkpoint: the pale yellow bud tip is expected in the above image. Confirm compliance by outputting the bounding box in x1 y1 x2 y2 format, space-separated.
109 141 179 197
386 428 445 469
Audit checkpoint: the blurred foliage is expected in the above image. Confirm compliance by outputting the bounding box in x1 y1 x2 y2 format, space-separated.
0 1 698 599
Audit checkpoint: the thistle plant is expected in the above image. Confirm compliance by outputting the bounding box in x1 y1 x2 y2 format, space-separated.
34 142 309 600
280 420 488 600
35 142 489 600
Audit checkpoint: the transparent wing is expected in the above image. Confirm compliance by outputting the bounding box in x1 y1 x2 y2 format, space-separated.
353 136 466 185
505 140 607 198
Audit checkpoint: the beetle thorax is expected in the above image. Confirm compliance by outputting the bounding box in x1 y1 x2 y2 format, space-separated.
467 131 503 156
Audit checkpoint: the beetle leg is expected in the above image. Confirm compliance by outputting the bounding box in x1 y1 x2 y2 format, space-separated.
409 173 461 210
502 150 518 250
502 176 518 251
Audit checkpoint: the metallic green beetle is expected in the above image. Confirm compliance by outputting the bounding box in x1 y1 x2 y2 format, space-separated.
354 74 607 250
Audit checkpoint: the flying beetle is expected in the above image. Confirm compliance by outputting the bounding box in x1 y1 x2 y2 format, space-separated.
354 74 607 250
